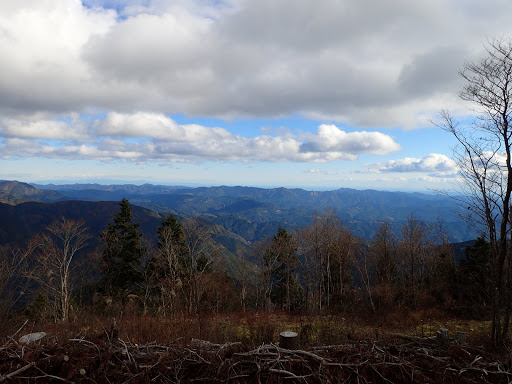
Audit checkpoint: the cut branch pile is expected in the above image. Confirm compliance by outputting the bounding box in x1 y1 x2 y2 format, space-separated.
0 333 511 383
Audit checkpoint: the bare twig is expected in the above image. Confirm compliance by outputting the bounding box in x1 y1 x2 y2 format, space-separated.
0 362 36 382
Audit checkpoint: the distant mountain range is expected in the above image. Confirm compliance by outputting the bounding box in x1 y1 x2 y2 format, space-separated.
0 180 65 205
0 180 477 243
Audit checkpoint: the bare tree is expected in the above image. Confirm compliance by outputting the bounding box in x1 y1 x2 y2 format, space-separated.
0 242 35 319
428 218 457 304
33 218 90 321
331 226 357 310
297 223 323 311
236 248 255 312
297 209 356 311
396 214 434 309
438 38 512 346
151 215 187 316
318 209 341 309
355 246 376 313
371 221 398 310
181 218 220 314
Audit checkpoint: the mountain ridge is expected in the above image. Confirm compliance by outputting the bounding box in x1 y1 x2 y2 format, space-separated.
0 180 66 205
1 180 477 242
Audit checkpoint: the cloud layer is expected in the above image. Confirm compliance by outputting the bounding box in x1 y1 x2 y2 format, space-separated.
0 1 510 126
2 0 507 183
1 113 400 163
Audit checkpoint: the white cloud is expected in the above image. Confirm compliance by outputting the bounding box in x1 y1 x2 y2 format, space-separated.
0 1 510 127
300 124 401 155
0 1 116 113
0 118 72 140
98 112 232 142
1 0 510 190
372 153 458 175
1 114 401 163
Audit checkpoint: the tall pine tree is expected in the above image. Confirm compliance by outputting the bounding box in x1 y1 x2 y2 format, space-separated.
100 198 145 299
268 228 302 311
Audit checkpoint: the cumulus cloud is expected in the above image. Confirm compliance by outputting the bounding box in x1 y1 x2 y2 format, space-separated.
98 112 233 142
0 114 400 163
371 153 458 175
300 124 401 155
0 118 73 140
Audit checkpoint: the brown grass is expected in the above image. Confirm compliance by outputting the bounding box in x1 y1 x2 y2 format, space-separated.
1 306 495 350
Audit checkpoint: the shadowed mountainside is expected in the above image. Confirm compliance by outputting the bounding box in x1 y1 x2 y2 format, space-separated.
0 200 162 246
0 200 250 276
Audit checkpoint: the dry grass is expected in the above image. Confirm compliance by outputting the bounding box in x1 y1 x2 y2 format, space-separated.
0 306 495 350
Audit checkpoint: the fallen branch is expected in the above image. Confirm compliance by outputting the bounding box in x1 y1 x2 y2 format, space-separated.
0 361 35 382
0 335 510 383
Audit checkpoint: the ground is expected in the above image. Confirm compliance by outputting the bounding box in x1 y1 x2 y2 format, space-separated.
0 310 510 383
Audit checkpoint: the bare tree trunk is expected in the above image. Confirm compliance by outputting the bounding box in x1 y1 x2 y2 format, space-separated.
30 218 90 322
438 38 512 347
356 249 376 313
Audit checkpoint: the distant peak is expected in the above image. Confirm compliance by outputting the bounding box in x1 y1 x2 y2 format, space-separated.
0 180 37 191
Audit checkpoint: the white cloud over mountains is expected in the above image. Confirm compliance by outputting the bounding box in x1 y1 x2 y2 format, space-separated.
300 125 400 155
371 153 458 175
1 113 400 163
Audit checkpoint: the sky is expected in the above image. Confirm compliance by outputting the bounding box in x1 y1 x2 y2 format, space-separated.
0 0 511 192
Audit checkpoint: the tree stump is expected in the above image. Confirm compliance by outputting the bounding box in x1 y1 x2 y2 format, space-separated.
437 328 449 345
279 331 298 350
455 331 466 344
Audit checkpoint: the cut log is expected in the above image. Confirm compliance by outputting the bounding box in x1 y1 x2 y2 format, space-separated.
279 331 298 350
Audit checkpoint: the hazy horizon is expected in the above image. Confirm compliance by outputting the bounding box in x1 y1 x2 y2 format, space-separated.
4 178 440 194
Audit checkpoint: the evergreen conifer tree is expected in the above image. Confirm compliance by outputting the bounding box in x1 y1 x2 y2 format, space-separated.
268 228 302 311
100 198 145 299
